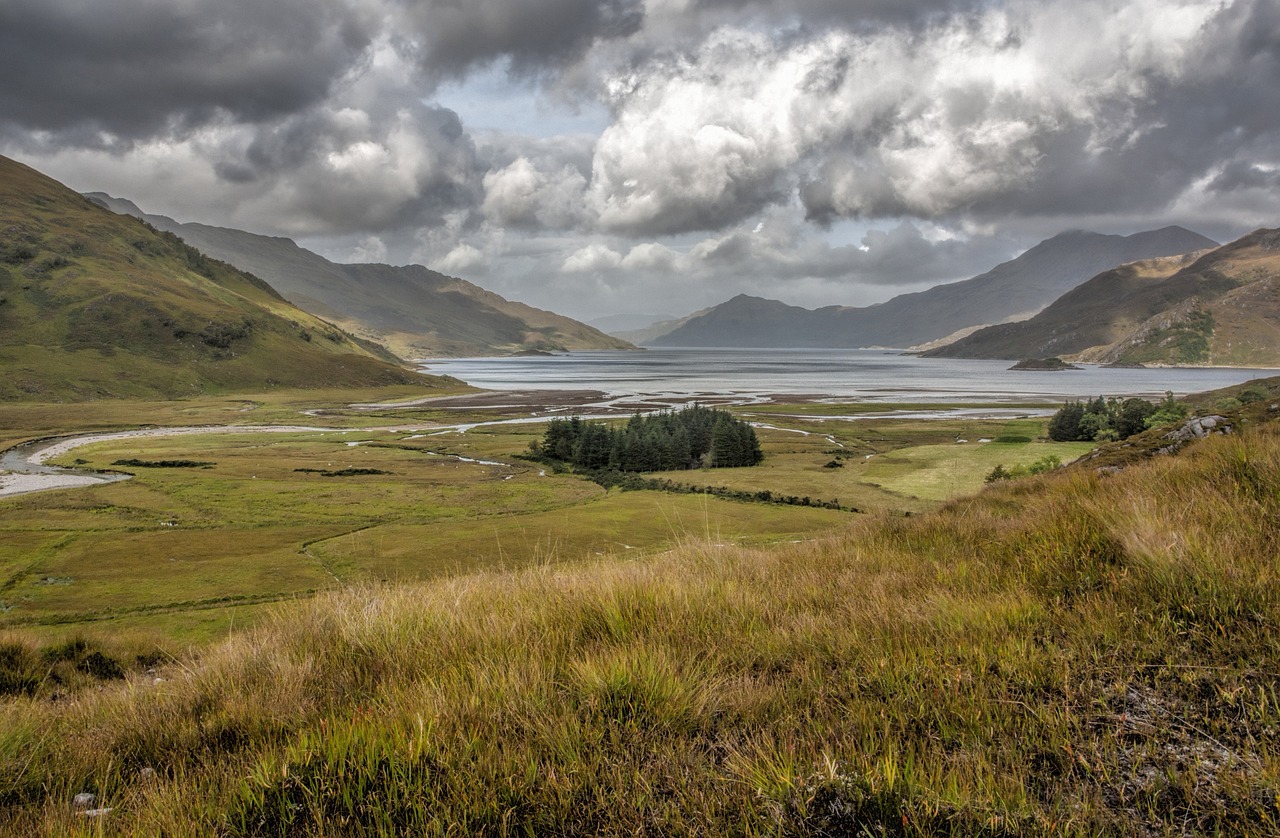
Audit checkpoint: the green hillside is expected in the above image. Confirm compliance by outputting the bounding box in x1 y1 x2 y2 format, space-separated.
0 156 434 400
1083 229 1280 366
85 196 635 359
927 228 1280 366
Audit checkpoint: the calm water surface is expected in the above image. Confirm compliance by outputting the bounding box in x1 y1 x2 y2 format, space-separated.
420 349 1280 404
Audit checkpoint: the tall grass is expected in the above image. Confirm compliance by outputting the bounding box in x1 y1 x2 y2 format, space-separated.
4 424 1280 834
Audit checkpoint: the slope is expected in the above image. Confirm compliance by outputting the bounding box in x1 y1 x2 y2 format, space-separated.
4 382 1280 833
0 156 431 400
650 227 1217 348
929 228 1280 365
85 195 633 359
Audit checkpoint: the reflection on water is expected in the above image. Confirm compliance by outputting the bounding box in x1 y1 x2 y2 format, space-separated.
420 348 1279 403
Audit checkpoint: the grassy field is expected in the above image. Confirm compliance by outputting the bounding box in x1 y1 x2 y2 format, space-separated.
1 395 1094 649
653 417 1093 512
0 384 475 450
1 390 1279 833
0 406 860 646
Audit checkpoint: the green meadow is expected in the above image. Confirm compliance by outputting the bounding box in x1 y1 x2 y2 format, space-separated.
660 415 1094 511
1 393 1090 649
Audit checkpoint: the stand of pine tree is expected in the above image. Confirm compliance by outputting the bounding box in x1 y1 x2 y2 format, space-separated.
532 406 763 472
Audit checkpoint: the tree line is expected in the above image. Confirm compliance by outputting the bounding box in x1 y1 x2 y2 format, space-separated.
530 406 763 472
1046 393 1186 442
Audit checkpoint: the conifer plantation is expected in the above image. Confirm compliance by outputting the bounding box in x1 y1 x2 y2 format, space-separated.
531 405 764 472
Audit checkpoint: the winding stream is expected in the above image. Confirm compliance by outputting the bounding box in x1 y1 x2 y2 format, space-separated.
0 395 1064 500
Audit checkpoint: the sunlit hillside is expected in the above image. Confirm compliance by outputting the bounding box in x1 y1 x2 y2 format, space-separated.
0 156 437 400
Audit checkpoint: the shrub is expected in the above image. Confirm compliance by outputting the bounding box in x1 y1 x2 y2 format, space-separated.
1144 391 1189 430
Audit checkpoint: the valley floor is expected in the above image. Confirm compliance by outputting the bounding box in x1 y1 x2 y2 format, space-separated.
1 383 1278 833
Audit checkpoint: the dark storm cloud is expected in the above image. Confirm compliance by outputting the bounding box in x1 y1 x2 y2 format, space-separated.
394 0 644 77
0 0 382 143
227 99 482 234
3 0 1276 319
1209 162 1280 194
692 0 989 29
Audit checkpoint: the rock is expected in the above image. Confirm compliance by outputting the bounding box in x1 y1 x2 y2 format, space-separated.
1164 415 1232 443
1095 466 1123 476
138 766 157 781
81 808 112 818
72 792 95 809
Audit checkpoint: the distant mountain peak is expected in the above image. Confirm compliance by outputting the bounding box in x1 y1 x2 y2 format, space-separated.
649 226 1218 348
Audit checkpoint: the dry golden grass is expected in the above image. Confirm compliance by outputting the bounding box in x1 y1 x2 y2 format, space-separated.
3 418 1280 834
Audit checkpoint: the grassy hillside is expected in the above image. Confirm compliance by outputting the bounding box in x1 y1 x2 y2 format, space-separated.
0 156 435 400
3 387 1280 833
1082 229 1280 367
84 197 634 359
922 252 1204 360
929 228 1280 365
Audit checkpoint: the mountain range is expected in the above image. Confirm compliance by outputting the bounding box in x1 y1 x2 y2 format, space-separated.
643 227 1218 348
0 155 431 400
924 227 1280 367
86 195 632 360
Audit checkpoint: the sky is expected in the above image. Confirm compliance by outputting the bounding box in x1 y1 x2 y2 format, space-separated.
2 0 1278 325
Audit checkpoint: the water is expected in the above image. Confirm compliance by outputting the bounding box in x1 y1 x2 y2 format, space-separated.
419 348 1279 404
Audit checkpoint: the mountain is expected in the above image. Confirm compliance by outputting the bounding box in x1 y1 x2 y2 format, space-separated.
0 156 432 400
613 307 716 345
648 227 1218 348
925 228 1280 366
588 312 677 336
86 195 633 359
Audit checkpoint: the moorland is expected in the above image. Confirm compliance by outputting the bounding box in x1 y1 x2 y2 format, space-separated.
2 377 1280 834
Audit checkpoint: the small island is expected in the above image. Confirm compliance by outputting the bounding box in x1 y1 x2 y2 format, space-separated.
1009 357 1082 371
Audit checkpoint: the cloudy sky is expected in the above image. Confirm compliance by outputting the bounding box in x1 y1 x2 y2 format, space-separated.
3 0 1277 324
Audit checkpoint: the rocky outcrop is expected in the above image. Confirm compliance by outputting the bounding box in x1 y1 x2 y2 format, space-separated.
1153 415 1234 455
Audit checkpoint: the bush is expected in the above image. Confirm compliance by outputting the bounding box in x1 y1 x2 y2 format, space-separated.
1144 392 1189 430
985 454 1062 483
1047 402 1084 441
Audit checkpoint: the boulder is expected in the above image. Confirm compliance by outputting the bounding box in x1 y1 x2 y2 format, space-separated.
1163 415 1232 443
